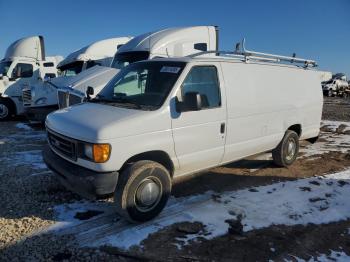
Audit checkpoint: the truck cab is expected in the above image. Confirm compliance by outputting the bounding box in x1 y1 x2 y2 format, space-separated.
56 26 219 109
23 37 132 122
0 36 62 120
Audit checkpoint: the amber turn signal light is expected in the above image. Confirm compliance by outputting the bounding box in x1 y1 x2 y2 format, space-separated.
92 144 111 163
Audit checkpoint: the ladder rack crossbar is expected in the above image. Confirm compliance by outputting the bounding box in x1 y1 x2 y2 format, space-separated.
188 39 317 68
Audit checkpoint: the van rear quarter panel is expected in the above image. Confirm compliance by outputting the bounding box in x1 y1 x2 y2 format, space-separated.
220 61 322 163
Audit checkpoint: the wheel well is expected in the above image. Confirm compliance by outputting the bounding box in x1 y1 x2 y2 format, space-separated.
0 97 16 115
121 151 174 176
287 124 301 137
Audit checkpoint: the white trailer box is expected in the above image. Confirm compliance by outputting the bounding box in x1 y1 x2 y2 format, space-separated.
43 42 322 222
0 36 62 120
56 26 219 109
23 37 132 122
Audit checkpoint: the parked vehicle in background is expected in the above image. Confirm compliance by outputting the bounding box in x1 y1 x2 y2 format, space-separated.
0 36 62 120
322 73 349 97
43 40 322 222
56 26 219 109
23 37 132 122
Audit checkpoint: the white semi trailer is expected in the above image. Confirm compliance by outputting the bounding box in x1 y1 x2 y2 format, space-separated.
55 26 219 109
23 37 132 121
0 36 62 120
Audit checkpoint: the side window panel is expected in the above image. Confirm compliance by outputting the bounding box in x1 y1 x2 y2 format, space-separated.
12 63 33 78
182 66 221 109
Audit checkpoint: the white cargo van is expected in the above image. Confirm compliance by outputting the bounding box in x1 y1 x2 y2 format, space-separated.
23 37 132 121
56 26 219 109
43 42 322 222
0 36 62 120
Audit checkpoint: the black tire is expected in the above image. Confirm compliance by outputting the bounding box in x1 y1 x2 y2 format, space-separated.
0 99 13 121
272 130 299 167
328 89 334 97
114 160 172 222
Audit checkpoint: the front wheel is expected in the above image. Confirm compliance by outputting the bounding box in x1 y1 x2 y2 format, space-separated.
272 130 299 167
114 160 172 222
327 89 334 97
0 99 13 121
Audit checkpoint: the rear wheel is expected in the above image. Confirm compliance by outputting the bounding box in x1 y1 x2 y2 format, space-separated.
272 130 299 167
114 160 172 222
0 99 13 121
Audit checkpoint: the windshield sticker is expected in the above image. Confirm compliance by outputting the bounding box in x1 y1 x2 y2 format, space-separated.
160 66 181 74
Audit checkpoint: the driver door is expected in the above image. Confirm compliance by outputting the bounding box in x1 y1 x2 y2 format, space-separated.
171 64 226 175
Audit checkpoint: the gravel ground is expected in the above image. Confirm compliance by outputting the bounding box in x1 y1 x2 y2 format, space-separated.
0 97 350 261
322 96 350 121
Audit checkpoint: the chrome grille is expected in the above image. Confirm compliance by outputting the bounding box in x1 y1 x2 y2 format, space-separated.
57 90 83 109
22 88 32 106
57 90 68 109
48 130 77 160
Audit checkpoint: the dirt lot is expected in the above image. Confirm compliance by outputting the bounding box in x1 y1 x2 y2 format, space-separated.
0 96 350 261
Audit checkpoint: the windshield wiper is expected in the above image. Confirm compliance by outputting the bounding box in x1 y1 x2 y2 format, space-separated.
90 96 113 103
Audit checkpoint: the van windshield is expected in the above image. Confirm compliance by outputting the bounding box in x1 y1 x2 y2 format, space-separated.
95 61 186 110
111 51 149 70
0 61 12 76
58 61 84 76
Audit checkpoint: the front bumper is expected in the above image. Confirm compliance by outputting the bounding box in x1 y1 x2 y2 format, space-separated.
43 144 119 199
25 105 58 122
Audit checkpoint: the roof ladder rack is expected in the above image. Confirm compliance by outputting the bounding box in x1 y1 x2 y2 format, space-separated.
189 38 317 68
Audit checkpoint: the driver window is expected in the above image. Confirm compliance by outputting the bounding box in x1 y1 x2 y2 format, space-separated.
181 66 221 109
12 63 33 78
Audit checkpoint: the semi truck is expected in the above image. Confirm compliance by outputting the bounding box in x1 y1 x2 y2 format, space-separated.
23 37 132 121
322 73 349 97
55 26 219 109
0 36 62 120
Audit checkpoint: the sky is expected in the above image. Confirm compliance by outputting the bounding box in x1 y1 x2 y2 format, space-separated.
0 0 349 76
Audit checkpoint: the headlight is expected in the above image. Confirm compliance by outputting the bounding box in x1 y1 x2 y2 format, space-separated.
81 143 111 163
35 97 47 105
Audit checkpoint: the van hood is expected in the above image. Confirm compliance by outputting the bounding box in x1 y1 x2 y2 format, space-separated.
46 102 159 141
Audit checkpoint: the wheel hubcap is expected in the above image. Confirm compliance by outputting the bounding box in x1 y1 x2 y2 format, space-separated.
286 139 296 161
135 177 161 212
0 104 9 118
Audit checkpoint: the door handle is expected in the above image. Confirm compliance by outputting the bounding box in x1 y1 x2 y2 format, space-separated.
220 123 225 134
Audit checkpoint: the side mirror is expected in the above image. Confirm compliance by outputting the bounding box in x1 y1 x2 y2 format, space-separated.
86 86 94 100
176 92 203 112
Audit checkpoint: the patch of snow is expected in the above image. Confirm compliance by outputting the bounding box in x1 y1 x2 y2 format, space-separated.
29 170 52 177
322 120 350 132
50 170 350 250
15 123 33 131
49 201 112 232
12 150 47 170
300 121 350 158
308 250 350 262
